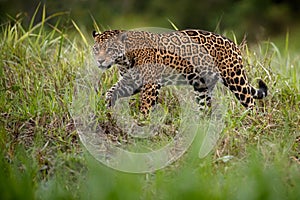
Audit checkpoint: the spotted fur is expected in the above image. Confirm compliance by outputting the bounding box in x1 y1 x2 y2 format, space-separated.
92 29 268 115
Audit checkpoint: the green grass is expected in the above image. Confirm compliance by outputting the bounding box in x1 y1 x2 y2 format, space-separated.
0 9 300 200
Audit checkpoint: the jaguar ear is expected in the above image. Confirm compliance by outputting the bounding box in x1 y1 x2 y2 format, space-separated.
92 30 100 40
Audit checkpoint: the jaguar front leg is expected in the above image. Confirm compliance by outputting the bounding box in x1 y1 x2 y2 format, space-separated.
139 83 161 116
105 70 142 108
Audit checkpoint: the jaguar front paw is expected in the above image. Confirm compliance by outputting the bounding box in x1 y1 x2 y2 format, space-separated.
105 91 113 108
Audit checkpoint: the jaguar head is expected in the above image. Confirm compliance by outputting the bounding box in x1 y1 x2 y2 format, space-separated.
92 30 127 69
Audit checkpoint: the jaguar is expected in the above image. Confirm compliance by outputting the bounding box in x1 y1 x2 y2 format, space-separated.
92 29 268 115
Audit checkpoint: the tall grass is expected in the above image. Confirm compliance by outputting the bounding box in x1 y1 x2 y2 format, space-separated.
0 7 300 200
0 6 86 198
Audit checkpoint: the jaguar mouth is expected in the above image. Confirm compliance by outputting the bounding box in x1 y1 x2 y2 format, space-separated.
98 64 112 69
97 60 112 69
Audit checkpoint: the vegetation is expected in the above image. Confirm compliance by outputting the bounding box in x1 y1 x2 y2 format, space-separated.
1 0 300 41
0 6 299 200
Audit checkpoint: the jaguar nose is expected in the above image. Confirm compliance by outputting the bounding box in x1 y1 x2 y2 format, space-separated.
97 59 105 66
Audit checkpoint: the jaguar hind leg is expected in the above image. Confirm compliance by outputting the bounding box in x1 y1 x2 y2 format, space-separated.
192 74 218 112
193 87 212 112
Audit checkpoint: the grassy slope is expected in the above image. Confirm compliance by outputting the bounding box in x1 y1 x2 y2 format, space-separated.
0 13 299 200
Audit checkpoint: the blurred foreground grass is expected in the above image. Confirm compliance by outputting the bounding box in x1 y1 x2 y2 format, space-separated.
0 8 299 200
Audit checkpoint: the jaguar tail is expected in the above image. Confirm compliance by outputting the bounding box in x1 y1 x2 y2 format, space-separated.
252 79 268 99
